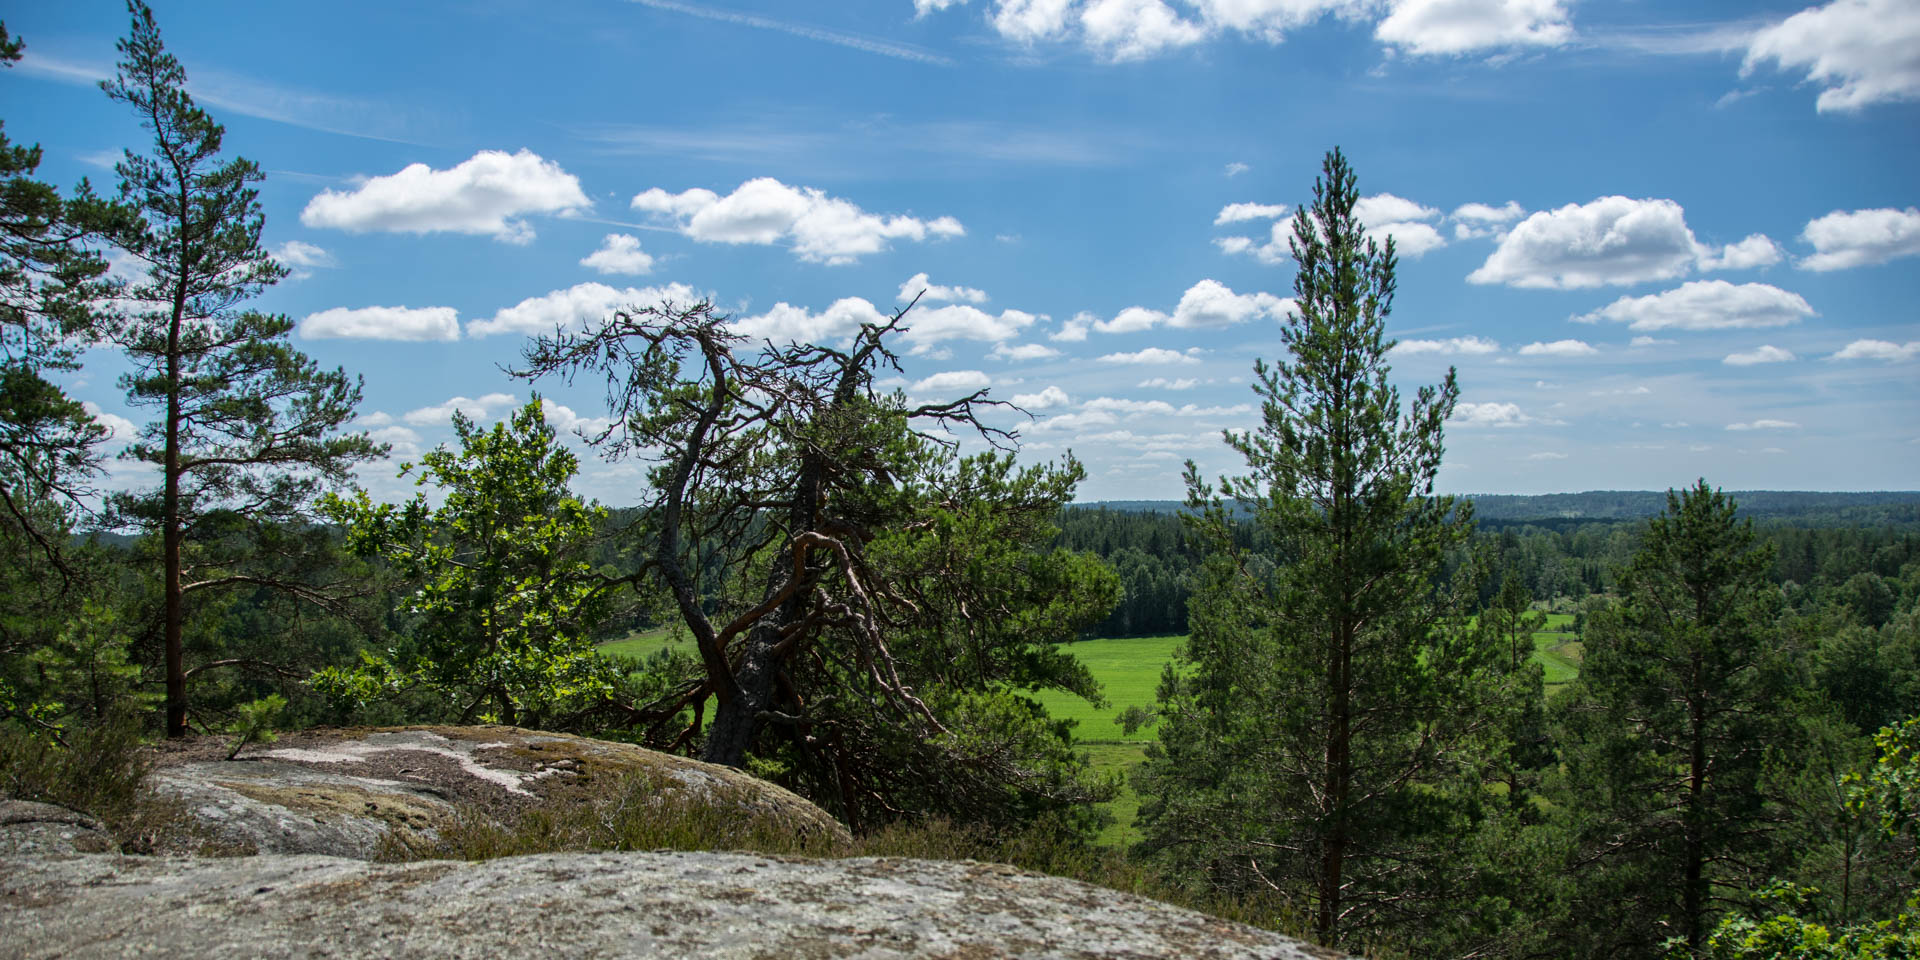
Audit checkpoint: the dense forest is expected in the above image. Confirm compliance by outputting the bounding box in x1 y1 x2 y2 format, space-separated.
3 7 1917 959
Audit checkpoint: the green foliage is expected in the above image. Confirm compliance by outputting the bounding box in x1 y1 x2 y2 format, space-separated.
0 712 195 853
224 693 284 760
101 0 381 736
1554 481 1803 955
1136 148 1505 951
315 399 613 728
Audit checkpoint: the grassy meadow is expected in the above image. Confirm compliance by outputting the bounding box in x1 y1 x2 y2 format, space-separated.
596 612 1584 846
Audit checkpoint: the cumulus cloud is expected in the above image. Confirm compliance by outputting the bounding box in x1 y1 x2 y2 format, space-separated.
1217 193 1444 261
1395 336 1501 355
579 234 654 275
1098 347 1202 365
1798 207 1920 271
1095 280 1291 334
1518 339 1598 357
404 393 518 426
470 282 700 338
1831 339 1920 362
273 240 334 278
300 149 589 244
1724 345 1797 366
1573 280 1816 331
301 305 461 342
912 370 992 394
541 399 615 437
1013 385 1070 409
733 298 1035 352
1215 202 1288 224
631 177 963 265
990 342 1061 361
1449 401 1549 428
1051 313 1093 342
81 402 136 445
899 272 988 304
1697 233 1784 271
1742 0 1920 112
1451 201 1527 240
1726 419 1799 431
1469 196 1703 288
1375 0 1574 56
965 0 1574 60
1630 335 1675 348
1138 377 1199 389
362 424 421 459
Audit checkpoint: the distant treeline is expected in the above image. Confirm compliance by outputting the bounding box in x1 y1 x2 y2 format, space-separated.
1058 493 1920 637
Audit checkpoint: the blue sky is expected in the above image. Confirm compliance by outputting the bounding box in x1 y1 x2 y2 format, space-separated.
8 0 1918 503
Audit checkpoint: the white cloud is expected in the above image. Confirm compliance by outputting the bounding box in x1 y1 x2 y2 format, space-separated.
81 402 136 445
1452 200 1525 224
1375 0 1574 56
363 424 422 459
1723 345 1797 366
1742 0 1920 112
1013 385 1070 409
990 341 1062 361
912 370 992 394
1215 202 1288 225
1449 401 1547 428
1051 313 1093 342
993 0 1078 43
1080 0 1209 60
1798 207 1920 271
631 177 963 264
1726 419 1800 431
273 240 335 278
1518 339 1598 357
540 399 615 437
1526 451 1568 461
1697 233 1784 271
1098 280 1291 334
1224 161 1250 177
1351 193 1446 258
300 149 589 244
735 297 890 345
1573 280 1816 331
1095 307 1166 334
1469 196 1704 288
1395 336 1502 355
1171 279 1290 328
1098 347 1202 365
1630 335 1675 348
1354 193 1438 225
301 305 462 342
1137 377 1199 389
915 0 967 14
903 305 1040 352
1831 339 1920 362
471 282 700 338
899 272 988 304
404 393 518 426
579 234 655 275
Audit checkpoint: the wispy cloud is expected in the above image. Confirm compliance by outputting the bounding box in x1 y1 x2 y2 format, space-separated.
16 51 422 145
627 0 954 66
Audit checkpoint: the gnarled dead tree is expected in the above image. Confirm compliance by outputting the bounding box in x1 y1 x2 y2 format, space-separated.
517 299 1118 827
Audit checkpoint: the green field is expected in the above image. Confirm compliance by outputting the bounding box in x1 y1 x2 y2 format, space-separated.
596 617 1583 845
1031 634 1186 743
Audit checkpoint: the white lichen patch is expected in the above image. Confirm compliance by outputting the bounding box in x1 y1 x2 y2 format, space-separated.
266 732 533 795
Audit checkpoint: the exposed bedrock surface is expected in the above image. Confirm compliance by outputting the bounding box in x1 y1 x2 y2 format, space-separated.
142 725 850 857
0 849 1341 959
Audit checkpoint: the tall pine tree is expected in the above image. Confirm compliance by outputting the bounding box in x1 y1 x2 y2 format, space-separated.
103 1 380 737
1553 481 1798 955
1135 148 1502 949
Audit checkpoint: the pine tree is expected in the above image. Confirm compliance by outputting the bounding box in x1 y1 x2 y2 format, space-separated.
1135 148 1499 949
1554 480 1798 955
103 1 380 737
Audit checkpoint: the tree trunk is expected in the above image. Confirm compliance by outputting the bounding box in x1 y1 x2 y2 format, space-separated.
1317 627 1352 943
1684 649 1708 950
162 268 186 738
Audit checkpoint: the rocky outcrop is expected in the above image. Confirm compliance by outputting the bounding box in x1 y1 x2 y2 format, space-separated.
0 800 114 856
144 725 849 857
0 849 1342 959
